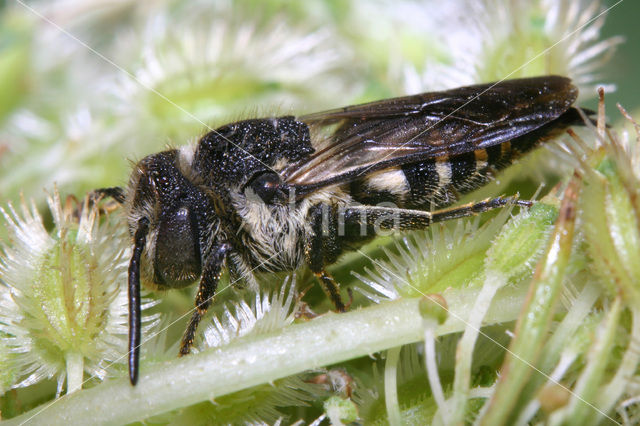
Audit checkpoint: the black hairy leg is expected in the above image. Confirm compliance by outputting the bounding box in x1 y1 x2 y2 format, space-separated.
70 187 126 218
91 186 126 204
179 243 231 356
305 196 530 314
315 270 346 313
342 196 530 233
306 204 348 312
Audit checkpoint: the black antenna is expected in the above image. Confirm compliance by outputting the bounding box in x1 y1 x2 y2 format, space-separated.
128 217 149 385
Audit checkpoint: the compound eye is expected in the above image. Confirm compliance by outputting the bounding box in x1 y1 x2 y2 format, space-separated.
154 206 202 288
246 171 281 204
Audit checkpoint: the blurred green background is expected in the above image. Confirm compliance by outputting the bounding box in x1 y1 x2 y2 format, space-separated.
599 0 639 114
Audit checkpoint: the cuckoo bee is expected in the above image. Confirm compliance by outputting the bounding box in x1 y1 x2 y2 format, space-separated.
99 76 584 384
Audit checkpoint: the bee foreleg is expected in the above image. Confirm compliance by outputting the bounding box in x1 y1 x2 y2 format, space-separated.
178 243 231 356
91 186 126 204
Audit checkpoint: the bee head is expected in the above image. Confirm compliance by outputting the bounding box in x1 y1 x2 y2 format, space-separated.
127 151 220 290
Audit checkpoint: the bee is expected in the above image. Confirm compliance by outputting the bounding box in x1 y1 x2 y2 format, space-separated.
98 76 584 384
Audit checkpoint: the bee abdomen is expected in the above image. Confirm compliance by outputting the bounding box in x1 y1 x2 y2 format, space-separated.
400 159 441 207
348 167 411 206
402 128 554 209
350 151 498 209
399 150 492 209
350 126 555 210
356 145 516 208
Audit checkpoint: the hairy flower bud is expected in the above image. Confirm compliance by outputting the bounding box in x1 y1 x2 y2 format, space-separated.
0 190 157 394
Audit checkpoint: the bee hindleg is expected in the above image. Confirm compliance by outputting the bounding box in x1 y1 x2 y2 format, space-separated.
342 196 531 233
179 243 231 356
304 197 528 313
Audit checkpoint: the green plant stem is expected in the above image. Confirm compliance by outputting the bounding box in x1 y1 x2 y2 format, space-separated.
64 352 83 395
450 272 506 425
4 284 529 425
424 324 446 422
384 346 402 426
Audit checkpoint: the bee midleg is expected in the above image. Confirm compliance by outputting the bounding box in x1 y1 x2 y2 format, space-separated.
306 204 347 312
179 243 231 356
342 196 531 233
